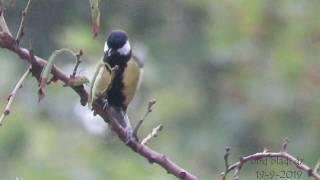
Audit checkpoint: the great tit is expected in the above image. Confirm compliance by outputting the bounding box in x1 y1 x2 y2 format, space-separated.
88 30 143 126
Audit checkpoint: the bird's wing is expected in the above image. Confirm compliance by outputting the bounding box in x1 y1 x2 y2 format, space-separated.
88 61 112 109
122 55 143 108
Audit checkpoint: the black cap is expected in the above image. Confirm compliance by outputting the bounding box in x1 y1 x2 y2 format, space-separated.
107 30 128 50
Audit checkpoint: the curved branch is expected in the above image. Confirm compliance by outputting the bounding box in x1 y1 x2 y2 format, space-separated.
0 32 198 180
222 149 320 180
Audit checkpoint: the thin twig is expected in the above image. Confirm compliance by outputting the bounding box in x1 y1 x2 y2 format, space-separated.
15 0 32 44
0 66 31 126
221 147 231 180
133 99 156 140
71 49 83 78
141 124 163 145
38 48 81 102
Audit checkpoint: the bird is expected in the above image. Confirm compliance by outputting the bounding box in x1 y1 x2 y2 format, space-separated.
88 30 143 130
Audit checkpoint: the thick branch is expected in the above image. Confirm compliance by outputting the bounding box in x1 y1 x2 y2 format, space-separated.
0 31 198 180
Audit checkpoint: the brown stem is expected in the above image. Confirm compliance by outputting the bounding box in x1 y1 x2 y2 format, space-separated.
221 147 230 180
71 49 83 78
15 0 32 44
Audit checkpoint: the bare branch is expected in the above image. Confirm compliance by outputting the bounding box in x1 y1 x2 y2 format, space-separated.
221 140 320 180
16 0 32 44
71 49 83 78
64 49 88 87
221 147 230 180
0 66 31 126
133 99 156 140
141 124 163 145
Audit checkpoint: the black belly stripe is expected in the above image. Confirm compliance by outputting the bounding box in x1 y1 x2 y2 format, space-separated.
107 54 130 111
107 67 126 109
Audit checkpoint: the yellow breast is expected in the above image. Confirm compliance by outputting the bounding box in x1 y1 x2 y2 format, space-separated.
122 56 142 108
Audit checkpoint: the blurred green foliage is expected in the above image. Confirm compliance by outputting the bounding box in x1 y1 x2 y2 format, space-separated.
0 0 319 179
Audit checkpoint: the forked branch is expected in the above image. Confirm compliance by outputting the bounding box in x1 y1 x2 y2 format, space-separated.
133 99 156 140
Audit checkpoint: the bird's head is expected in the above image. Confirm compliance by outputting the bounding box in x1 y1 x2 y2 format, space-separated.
103 30 131 62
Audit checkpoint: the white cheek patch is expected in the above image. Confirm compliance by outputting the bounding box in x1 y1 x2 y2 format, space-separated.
104 42 109 53
117 41 131 55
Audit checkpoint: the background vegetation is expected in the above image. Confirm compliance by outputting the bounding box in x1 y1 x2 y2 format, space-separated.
0 0 319 179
